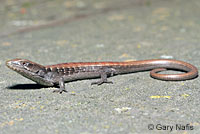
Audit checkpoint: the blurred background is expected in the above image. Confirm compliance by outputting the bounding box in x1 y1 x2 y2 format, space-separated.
0 0 149 37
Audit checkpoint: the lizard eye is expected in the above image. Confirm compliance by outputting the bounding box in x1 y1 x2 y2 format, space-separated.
23 62 29 67
22 62 33 70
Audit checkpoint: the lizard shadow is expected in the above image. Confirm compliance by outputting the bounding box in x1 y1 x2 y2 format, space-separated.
7 84 54 90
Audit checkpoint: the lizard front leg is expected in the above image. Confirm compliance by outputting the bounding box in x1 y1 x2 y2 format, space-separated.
53 77 67 93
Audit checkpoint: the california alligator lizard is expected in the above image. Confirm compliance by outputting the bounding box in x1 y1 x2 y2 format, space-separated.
6 59 198 93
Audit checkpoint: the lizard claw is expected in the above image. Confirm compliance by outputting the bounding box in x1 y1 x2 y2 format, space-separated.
53 89 68 94
91 80 113 85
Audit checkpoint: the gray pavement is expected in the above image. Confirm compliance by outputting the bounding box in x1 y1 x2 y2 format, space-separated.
0 0 200 133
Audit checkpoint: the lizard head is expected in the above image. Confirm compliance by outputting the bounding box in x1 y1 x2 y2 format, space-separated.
6 59 43 74
6 59 54 86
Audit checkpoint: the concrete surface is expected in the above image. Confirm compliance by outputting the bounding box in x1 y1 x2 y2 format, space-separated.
0 0 200 133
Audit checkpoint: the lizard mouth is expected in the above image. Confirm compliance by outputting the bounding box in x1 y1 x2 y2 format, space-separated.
6 59 23 71
6 60 16 69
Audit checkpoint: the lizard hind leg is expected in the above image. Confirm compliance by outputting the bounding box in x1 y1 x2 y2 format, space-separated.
91 68 116 85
